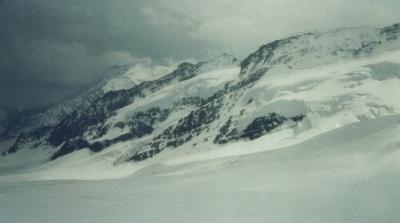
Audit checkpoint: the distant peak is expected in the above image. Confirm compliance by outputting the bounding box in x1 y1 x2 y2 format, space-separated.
196 53 239 72
209 53 238 63
168 62 197 79
177 62 196 69
381 22 400 35
240 22 400 76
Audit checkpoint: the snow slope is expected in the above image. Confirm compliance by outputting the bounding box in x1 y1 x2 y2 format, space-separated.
1 115 399 223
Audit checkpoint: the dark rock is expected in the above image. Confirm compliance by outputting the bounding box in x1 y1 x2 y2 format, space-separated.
50 107 167 159
214 113 306 143
242 113 288 140
7 126 52 154
51 138 90 160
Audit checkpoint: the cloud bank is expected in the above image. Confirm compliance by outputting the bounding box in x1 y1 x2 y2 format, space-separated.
1 0 399 109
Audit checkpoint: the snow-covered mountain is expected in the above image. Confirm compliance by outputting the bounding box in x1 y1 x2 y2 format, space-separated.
0 66 128 139
0 23 400 179
0 61 178 139
1 22 400 223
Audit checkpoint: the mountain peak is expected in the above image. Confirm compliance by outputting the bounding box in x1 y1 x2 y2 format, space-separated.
211 52 237 62
240 23 400 77
176 62 196 70
381 22 400 34
197 53 239 73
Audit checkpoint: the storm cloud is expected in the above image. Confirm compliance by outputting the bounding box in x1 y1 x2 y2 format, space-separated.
1 0 400 109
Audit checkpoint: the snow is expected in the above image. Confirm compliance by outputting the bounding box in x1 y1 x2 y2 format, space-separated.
101 61 177 92
232 49 400 137
241 26 400 77
12 62 176 134
100 66 240 139
1 115 400 223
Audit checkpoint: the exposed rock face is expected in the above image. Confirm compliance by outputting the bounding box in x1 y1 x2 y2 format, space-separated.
240 114 305 140
214 113 305 143
5 126 52 155
50 107 170 160
381 23 400 40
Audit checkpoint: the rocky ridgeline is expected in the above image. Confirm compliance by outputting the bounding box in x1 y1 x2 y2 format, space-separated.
240 23 400 77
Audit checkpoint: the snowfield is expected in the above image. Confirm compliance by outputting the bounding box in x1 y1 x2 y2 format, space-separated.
1 115 400 223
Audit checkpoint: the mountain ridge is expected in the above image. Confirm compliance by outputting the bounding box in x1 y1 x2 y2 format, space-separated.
1 22 400 177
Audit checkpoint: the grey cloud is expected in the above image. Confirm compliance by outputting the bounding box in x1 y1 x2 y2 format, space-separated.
1 0 400 109
155 0 400 56
0 0 213 109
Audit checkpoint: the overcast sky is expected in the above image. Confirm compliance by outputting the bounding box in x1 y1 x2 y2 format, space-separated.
1 0 400 110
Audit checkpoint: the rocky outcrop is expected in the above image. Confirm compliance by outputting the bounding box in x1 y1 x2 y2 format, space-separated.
214 113 305 143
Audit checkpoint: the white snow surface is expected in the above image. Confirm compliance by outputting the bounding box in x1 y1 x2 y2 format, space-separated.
0 115 400 223
101 61 177 92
